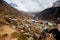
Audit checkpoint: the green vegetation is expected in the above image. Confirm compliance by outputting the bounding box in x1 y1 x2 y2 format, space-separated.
12 32 28 40
11 32 19 38
18 32 28 40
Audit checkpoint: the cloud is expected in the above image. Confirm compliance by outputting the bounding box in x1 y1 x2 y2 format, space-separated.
4 0 57 12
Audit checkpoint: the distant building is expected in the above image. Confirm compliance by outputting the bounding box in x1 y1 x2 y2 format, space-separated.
53 0 60 7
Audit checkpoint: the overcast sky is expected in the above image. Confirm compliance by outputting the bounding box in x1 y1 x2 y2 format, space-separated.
4 0 57 12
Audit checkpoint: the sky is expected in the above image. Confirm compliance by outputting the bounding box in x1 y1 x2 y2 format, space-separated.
4 0 57 12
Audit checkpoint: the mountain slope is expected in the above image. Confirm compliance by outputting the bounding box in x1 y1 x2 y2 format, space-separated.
0 0 23 17
35 7 60 21
0 0 32 25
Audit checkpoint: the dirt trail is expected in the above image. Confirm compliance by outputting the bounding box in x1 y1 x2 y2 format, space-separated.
0 25 17 40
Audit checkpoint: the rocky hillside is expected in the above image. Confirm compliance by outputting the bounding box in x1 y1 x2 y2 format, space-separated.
35 7 60 21
0 0 25 18
0 0 33 25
